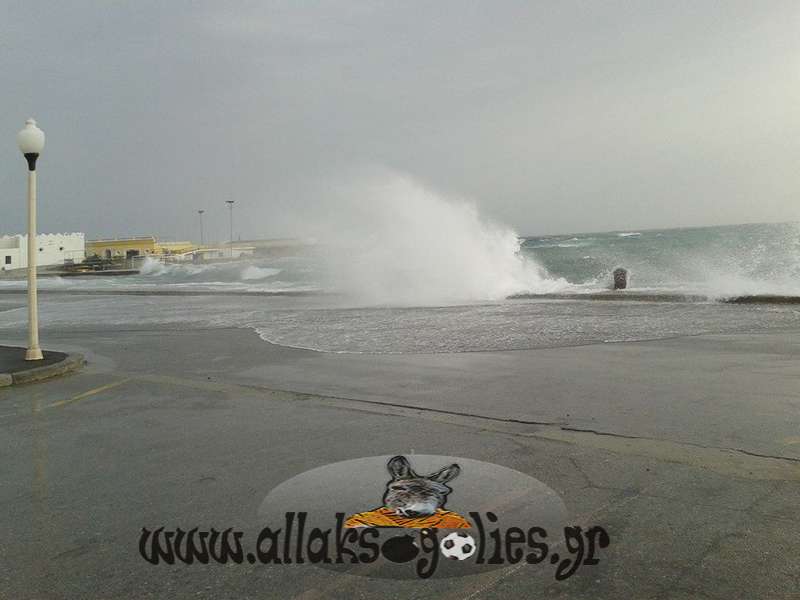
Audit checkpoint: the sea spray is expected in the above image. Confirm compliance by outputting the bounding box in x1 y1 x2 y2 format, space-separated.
310 171 569 305
241 265 281 280
140 256 169 276
136 257 286 287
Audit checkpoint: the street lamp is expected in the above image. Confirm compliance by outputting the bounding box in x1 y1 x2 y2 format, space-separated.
16 118 45 361
197 209 205 246
225 200 234 258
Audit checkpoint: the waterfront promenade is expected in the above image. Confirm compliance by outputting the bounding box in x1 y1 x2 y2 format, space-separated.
1 300 798 599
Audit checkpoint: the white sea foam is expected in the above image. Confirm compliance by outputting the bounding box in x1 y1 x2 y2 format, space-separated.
139 257 169 276
241 265 280 280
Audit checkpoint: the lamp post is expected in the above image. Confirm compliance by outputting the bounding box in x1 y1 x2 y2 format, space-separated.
225 200 234 258
16 118 45 361
197 209 205 246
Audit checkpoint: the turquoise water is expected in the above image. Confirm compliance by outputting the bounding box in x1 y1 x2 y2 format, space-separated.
1 222 798 300
0 222 798 353
523 222 800 296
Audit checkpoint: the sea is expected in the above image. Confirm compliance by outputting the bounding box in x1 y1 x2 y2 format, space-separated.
0 221 798 354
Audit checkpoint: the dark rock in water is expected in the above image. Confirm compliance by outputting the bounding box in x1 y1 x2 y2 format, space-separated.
613 268 628 290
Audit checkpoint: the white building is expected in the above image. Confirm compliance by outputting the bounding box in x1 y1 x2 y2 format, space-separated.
0 233 85 271
176 246 256 262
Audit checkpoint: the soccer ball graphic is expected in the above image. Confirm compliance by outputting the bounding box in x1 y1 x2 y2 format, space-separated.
439 532 477 560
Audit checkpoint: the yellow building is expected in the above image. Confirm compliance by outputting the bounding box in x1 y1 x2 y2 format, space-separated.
87 236 158 259
86 237 196 259
156 241 197 255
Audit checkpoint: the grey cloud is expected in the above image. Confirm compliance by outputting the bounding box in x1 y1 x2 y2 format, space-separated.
1 0 797 242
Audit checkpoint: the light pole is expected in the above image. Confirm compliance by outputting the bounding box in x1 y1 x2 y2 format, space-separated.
16 118 45 361
225 200 234 258
198 209 205 246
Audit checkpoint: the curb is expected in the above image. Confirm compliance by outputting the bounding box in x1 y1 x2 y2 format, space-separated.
0 353 86 387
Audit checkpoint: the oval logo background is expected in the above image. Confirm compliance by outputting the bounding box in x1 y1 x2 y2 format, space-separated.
257 454 568 579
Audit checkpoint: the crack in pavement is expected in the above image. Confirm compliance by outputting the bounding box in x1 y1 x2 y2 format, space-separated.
263 384 800 469
124 372 800 481
558 425 800 465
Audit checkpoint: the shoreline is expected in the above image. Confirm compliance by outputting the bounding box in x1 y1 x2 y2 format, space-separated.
0 287 797 304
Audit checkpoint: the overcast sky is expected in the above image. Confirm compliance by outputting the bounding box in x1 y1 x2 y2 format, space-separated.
1 1 798 241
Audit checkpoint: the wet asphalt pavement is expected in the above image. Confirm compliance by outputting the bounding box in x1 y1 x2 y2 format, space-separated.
1 314 799 599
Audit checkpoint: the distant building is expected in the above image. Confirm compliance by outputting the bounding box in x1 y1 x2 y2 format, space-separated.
184 246 256 262
236 238 314 257
86 237 196 260
157 241 196 255
0 233 85 271
86 236 157 260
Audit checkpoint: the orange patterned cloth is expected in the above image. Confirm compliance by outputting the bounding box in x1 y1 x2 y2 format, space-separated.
345 506 471 528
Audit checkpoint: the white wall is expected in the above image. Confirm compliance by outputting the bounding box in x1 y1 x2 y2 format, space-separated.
0 237 21 270
0 233 85 271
